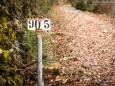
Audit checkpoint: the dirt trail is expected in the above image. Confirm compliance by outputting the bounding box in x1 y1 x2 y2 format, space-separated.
53 5 115 85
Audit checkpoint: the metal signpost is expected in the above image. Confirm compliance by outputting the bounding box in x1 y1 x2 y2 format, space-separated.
28 18 51 86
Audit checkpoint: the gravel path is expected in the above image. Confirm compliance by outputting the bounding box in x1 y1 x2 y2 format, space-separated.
54 5 115 85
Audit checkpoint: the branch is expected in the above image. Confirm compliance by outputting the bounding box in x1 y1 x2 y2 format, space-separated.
23 59 37 69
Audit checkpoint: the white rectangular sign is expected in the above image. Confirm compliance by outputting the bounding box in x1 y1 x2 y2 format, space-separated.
28 18 51 30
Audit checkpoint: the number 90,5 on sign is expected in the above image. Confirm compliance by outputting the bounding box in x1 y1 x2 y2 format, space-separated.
28 18 51 30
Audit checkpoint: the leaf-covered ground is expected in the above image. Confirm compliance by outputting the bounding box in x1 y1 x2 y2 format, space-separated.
43 5 115 86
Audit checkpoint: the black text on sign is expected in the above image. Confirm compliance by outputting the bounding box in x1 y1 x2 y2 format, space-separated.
28 19 51 30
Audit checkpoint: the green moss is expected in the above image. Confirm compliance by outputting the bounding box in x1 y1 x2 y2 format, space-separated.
8 28 16 41
0 24 3 29
0 16 16 49
3 50 9 61
0 17 8 29
8 77 17 86
15 75 23 86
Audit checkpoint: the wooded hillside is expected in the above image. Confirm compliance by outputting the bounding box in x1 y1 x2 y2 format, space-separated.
0 0 115 86
0 0 57 85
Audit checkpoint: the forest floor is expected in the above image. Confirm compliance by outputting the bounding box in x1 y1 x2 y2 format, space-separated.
43 5 115 86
